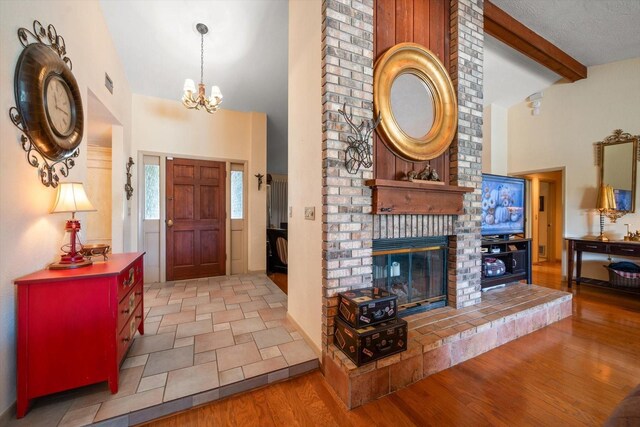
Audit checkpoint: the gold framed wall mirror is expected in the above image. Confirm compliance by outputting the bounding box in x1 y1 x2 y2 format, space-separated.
598 129 639 213
373 43 457 162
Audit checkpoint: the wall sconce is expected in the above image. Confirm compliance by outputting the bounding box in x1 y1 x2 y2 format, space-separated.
125 157 134 200
255 173 264 191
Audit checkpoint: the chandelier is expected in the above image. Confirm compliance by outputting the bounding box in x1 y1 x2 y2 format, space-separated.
182 23 222 113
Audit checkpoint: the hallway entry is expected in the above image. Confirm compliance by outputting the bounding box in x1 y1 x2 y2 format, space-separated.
166 158 226 280
517 169 564 264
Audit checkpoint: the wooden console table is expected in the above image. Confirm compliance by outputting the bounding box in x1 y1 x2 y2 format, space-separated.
566 238 640 290
14 252 145 418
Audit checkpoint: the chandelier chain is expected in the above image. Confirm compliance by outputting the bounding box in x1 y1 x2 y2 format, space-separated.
200 32 204 85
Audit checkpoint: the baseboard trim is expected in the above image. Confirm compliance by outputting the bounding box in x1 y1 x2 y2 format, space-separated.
0 401 15 425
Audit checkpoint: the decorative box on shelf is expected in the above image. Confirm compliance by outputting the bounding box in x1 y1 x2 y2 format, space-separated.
338 287 397 328
334 287 406 366
14 252 145 418
334 317 408 366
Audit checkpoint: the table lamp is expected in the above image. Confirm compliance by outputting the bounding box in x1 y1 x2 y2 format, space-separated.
49 182 96 269
596 184 621 242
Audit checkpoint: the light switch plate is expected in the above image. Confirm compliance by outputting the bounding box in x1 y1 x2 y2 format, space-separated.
289 207 293 218
304 207 315 220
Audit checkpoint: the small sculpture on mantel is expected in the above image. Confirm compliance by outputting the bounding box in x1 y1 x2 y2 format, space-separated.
417 165 431 180
405 165 441 182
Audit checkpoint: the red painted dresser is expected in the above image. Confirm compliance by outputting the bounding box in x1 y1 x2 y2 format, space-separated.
14 252 145 418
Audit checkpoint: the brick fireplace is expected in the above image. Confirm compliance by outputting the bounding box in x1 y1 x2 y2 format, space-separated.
321 0 483 353
320 0 572 409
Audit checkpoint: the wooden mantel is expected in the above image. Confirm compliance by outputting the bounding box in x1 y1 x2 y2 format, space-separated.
366 179 474 215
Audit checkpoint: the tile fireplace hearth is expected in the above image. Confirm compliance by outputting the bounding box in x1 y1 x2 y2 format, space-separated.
324 283 572 409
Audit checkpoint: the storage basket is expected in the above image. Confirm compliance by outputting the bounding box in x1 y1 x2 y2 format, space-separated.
605 266 640 288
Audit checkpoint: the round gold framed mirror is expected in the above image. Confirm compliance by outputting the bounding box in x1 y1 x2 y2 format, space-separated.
374 43 457 161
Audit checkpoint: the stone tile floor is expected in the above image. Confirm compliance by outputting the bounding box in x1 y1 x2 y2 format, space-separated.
9 274 318 427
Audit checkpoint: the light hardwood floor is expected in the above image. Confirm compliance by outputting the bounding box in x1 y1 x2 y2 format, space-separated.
144 262 640 426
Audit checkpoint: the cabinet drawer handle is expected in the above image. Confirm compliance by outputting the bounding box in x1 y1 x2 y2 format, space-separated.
512 259 517 269
620 248 635 252
380 207 394 212
122 337 130 343
135 291 142 296
585 245 598 249
135 315 142 320
121 309 130 315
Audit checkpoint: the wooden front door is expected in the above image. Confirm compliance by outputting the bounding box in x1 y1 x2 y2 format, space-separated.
166 158 226 280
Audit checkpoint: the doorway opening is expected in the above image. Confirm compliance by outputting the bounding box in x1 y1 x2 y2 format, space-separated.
85 91 122 251
514 169 565 265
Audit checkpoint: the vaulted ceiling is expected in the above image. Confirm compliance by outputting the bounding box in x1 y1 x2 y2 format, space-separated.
95 0 640 171
99 0 289 173
485 0 640 107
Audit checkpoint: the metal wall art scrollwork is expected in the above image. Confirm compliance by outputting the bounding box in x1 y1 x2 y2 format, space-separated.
125 157 135 200
10 20 84 188
338 103 381 174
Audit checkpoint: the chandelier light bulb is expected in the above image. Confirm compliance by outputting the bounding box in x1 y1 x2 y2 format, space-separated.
183 79 196 93
210 85 222 100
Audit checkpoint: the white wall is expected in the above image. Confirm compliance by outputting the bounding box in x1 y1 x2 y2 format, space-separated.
130 94 267 272
0 0 132 415
508 58 640 279
287 0 322 352
482 103 508 175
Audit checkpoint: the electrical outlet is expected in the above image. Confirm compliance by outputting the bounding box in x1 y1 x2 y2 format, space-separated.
304 207 315 220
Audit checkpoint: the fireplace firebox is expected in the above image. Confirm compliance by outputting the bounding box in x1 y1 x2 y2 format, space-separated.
372 237 448 315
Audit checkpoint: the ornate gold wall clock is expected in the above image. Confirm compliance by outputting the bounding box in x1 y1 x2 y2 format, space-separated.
9 20 84 188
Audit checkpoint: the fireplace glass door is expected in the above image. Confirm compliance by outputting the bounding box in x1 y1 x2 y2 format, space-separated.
372 237 447 315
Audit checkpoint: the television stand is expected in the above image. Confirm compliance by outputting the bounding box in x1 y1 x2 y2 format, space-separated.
481 237 531 290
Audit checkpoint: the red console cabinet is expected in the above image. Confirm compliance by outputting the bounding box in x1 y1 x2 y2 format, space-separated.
14 252 145 418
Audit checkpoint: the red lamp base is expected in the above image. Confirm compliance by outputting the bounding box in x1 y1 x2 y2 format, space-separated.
49 218 93 270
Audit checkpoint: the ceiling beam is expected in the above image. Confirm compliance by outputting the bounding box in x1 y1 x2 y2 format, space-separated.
484 0 587 82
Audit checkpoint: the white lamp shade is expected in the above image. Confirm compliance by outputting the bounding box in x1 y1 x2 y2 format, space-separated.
183 79 196 93
51 182 96 214
210 85 223 99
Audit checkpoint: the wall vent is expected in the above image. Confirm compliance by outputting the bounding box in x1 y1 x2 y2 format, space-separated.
105 73 113 94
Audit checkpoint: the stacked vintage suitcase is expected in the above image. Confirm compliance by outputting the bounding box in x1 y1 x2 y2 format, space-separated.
334 287 408 366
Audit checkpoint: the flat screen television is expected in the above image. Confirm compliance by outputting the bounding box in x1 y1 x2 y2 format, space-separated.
481 173 526 238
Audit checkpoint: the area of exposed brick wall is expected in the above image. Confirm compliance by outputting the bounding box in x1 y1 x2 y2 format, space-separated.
321 0 375 349
321 0 484 350
448 0 484 308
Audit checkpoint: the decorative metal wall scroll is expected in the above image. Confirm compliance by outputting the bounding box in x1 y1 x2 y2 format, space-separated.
125 157 134 200
9 20 84 188
338 103 381 174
